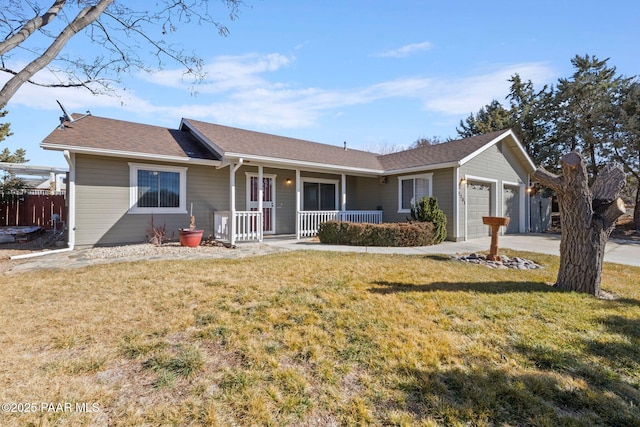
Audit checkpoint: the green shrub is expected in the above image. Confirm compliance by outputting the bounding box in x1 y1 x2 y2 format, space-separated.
317 221 437 247
409 196 447 243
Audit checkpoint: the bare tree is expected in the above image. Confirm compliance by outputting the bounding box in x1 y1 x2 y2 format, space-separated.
534 152 626 296
0 0 243 107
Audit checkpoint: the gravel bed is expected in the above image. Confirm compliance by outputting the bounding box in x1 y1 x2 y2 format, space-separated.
79 242 228 259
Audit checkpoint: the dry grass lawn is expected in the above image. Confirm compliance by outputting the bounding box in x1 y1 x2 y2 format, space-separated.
1 249 639 426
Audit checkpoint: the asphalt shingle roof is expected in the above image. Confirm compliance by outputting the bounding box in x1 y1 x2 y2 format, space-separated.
377 130 509 171
42 115 518 173
182 119 383 170
41 115 219 161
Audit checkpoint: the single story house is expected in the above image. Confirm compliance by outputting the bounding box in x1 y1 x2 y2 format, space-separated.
41 114 536 248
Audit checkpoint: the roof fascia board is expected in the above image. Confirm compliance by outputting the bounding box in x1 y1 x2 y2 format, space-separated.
40 143 221 166
180 119 226 157
223 153 385 175
382 161 460 175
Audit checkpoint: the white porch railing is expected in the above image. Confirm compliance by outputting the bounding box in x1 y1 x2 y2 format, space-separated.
297 210 383 238
214 210 263 243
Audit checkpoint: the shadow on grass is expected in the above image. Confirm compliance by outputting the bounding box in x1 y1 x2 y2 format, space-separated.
369 280 560 295
420 254 453 262
393 363 640 426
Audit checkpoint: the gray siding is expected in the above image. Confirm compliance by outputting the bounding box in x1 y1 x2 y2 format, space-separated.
457 141 529 239
353 169 455 240
73 138 529 245
74 155 228 247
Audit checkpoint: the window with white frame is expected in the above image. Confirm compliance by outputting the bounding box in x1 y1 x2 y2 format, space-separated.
398 173 433 212
302 178 339 211
128 163 187 214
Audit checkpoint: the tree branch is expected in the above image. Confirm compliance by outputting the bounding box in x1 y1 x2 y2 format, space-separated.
593 198 626 231
591 162 626 202
102 10 203 78
0 66 95 89
0 0 66 56
0 0 115 107
533 167 563 192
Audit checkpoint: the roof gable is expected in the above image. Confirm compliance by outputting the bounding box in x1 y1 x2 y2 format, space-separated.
378 129 535 174
181 119 383 171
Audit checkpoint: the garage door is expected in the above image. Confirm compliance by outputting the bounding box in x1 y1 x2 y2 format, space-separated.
503 186 520 234
467 182 491 238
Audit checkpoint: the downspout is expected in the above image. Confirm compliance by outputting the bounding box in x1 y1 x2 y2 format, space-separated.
63 150 75 250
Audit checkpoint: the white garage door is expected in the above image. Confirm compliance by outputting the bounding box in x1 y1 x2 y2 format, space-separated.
467 182 491 239
503 186 520 234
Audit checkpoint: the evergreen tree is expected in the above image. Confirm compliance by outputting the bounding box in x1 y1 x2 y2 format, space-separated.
0 109 27 194
506 75 556 170
410 196 447 244
456 100 514 138
607 80 640 228
553 55 632 178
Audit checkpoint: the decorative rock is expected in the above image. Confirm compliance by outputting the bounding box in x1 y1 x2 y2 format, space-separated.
452 253 543 270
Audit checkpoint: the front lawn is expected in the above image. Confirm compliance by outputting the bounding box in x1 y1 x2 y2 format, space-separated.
1 250 639 426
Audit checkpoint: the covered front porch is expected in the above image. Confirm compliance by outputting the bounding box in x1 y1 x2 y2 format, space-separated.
213 163 383 245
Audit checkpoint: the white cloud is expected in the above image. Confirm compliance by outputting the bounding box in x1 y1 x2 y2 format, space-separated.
138 60 555 130
374 41 433 58
139 53 294 94
2 54 556 134
421 62 556 115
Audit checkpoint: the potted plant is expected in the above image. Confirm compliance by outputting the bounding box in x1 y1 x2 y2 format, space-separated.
179 205 204 247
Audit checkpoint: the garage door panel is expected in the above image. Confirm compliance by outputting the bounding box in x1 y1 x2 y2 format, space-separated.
467 182 491 238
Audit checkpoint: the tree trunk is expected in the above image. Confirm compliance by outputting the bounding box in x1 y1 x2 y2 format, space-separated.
534 152 626 296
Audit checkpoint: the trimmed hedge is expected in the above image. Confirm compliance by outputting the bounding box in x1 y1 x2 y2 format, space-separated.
316 221 438 247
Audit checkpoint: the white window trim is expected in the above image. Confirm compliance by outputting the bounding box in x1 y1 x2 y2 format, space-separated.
301 177 340 211
397 173 433 213
128 162 188 214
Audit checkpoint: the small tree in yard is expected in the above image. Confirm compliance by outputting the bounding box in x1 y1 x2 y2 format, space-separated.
410 196 447 244
534 151 626 296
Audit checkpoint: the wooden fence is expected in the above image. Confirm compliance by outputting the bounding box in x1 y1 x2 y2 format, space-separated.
0 194 66 230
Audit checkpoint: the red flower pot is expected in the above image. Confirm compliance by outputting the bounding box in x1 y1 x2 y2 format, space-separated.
179 229 203 247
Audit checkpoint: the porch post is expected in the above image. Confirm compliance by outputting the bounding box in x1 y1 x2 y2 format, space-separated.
341 173 347 211
295 169 301 239
230 164 236 246
229 159 244 246
258 165 263 242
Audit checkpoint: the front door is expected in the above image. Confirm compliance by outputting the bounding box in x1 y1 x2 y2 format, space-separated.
247 174 276 234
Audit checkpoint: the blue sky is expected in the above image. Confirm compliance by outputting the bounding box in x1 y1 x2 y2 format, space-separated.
2 0 639 168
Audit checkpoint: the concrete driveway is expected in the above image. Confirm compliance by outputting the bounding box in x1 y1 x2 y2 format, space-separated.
264 233 640 267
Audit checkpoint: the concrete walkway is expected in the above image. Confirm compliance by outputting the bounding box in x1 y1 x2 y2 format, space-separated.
6 233 639 273
263 233 640 267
